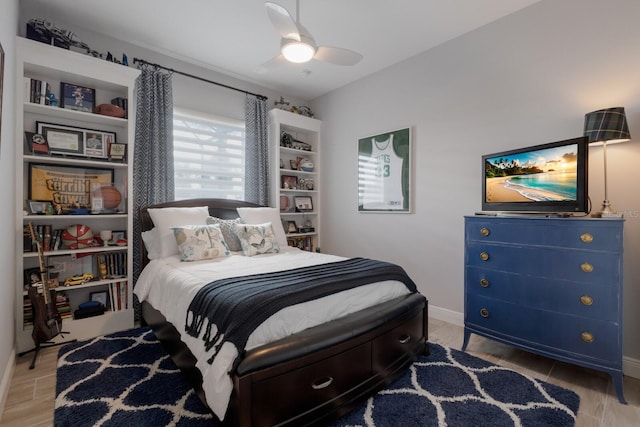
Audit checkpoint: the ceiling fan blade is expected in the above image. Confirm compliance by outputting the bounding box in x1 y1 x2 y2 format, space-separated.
255 54 289 74
314 46 363 66
265 2 301 41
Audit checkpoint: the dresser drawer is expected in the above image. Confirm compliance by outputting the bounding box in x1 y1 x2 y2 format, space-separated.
466 294 619 362
251 342 371 426
466 242 620 285
465 266 619 320
465 217 622 250
372 311 424 371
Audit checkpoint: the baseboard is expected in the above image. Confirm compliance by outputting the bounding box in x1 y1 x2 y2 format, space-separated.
428 304 463 327
0 349 16 419
623 355 640 380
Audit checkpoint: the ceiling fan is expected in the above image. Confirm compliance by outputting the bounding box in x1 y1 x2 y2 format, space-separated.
264 0 363 66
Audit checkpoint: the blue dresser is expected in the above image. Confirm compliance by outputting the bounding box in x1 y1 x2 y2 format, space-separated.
462 215 625 403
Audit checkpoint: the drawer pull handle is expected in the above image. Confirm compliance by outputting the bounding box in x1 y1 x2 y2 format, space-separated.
480 278 490 288
581 332 594 343
580 295 593 306
480 308 489 318
480 252 490 261
580 262 594 273
580 233 594 244
480 227 490 237
399 335 411 344
311 377 334 390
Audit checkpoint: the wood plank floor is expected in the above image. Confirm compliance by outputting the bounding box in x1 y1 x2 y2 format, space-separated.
1 318 639 426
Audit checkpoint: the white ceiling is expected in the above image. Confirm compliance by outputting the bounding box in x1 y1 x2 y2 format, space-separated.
22 0 540 100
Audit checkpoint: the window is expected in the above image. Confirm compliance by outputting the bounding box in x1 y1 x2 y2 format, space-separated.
173 110 245 200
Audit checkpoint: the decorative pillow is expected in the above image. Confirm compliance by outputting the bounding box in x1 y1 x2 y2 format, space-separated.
236 207 288 247
147 206 210 258
235 222 280 257
206 216 243 252
141 228 161 260
171 224 230 262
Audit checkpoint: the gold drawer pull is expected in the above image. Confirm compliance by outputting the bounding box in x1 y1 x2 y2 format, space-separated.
581 262 594 273
311 376 334 390
480 227 490 237
580 295 593 306
581 332 594 343
480 252 490 261
398 335 411 344
580 233 594 243
480 278 490 288
480 308 489 318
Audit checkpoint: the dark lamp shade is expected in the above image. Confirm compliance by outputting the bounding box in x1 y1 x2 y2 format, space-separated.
583 107 631 144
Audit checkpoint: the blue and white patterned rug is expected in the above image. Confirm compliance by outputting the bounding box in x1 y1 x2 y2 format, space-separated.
55 327 579 426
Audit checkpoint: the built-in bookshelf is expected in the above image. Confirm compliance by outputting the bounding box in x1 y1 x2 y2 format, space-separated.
268 109 321 252
14 37 140 353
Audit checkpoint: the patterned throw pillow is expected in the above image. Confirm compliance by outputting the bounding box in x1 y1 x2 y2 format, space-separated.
235 222 280 257
206 216 243 252
171 224 230 262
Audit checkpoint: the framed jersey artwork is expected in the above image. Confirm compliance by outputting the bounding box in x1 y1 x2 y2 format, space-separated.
358 127 412 213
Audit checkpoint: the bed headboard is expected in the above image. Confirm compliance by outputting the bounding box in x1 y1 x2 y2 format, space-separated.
137 198 262 266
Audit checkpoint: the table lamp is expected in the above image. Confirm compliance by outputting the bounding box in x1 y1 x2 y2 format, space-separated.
583 107 631 218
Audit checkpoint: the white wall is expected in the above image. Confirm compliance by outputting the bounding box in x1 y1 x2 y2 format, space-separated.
0 0 19 415
313 0 640 372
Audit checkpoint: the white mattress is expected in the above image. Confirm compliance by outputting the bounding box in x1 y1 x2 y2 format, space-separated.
134 247 411 419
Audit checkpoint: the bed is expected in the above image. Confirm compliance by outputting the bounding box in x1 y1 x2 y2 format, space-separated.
136 198 428 427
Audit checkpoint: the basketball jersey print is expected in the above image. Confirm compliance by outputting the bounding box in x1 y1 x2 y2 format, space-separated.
361 135 404 210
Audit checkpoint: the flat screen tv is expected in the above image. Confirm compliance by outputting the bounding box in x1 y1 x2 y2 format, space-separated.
482 136 589 214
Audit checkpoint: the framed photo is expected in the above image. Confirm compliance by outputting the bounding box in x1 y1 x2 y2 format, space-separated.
36 122 115 159
27 199 53 215
289 159 298 170
287 221 298 233
281 175 298 190
294 196 313 212
60 82 95 113
90 291 108 307
29 163 113 212
111 230 126 244
109 143 126 161
358 127 412 213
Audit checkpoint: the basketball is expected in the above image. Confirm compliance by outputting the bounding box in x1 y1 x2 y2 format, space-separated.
61 224 94 249
93 185 122 209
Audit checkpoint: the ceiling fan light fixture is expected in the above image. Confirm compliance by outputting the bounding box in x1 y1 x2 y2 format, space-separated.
281 39 315 63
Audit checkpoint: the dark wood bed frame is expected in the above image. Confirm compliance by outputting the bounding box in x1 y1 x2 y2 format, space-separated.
138 198 429 427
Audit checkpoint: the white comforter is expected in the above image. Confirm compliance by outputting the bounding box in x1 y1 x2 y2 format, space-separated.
134 247 410 419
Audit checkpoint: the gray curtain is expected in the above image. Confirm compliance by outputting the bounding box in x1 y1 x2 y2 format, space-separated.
244 95 270 206
132 66 174 291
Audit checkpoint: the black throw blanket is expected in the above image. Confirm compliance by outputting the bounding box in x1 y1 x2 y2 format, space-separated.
184 257 417 367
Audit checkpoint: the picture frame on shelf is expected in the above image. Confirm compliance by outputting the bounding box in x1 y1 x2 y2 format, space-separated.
90 291 109 308
24 267 41 289
294 196 313 212
26 199 53 215
109 143 126 161
111 230 126 245
281 175 298 190
287 221 298 233
36 121 115 159
358 127 412 213
29 163 113 213
24 131 49 155
289 160 298 170
60 82 95 113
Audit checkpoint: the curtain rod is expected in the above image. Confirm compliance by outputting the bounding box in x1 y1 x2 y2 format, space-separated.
132 58 268 101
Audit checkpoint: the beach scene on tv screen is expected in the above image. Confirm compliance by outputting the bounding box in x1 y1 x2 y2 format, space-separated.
485 145 578 203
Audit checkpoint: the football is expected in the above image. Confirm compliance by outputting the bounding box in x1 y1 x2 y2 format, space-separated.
61 224 94 249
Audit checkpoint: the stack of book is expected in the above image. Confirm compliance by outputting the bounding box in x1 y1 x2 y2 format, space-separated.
24 77 51 105
108 282 128 311
96 252 127 279
22 292 71 327
23 224 63 252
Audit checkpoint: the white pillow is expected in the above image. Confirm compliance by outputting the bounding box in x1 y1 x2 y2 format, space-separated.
236 207 287 247
235 222 280 257
172 224 230 261
147 206 210 258
141 228 161 260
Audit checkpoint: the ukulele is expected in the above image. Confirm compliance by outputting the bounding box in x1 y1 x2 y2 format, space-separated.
27 222 62 345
